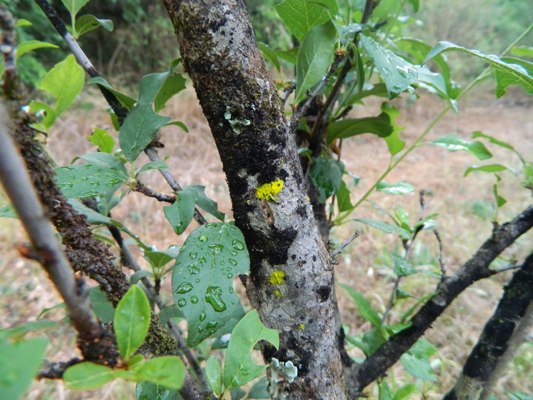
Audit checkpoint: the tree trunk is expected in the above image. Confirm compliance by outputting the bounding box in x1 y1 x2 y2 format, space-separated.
162 1 347 398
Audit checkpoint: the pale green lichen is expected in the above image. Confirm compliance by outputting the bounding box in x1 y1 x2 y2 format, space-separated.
271 357 298 383
224 106 251 134
256 179 284 202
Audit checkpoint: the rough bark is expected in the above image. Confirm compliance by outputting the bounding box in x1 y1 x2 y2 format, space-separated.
444 251 533 400
347 205 533 395
162 1 346 398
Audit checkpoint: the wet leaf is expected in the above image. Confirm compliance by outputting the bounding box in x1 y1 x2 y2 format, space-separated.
310 154 344 202
376 181 414 195
132 357 185 389
432 134 492 160
276 0 338 41
172 223 249 346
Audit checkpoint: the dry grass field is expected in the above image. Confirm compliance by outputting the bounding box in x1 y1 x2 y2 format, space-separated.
1 85 532 399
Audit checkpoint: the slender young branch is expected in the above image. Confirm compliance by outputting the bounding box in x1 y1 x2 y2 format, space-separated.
346 205 533 394
134 180 175 203
0 102 102 343
35 0 208 226
444 251 533 400
145 148 207 225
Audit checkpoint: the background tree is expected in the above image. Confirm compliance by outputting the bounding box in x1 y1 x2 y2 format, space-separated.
0 0 532 399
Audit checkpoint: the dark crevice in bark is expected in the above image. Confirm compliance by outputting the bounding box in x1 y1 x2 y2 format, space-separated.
444 251 533 400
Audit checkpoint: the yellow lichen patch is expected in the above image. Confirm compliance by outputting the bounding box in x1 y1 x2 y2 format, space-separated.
269 270 285 285
274 289 283 297
297 323 305 330
256 179 284 202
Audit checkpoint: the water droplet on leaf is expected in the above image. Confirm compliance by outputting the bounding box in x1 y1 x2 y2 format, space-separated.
177 298 187 307
198 235 208 242
232 239 245 251
205 286 227 312
190 295 199 304
175 282 193 294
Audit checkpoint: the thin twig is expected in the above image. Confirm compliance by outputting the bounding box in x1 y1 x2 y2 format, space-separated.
434 229 446 280
331 230 360 258
134 180 175 203
145 148 207 225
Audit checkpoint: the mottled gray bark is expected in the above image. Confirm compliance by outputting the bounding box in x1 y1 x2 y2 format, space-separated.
162 1 347 398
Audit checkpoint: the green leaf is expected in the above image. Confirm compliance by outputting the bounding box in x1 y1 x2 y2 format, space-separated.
392 254 417 277
186 185 225 221
494 57 533 98
114 285 151 361
89 287 115 323
64 362 115 390
493 175 507 208
89 128 115 153
310 154 344 203
431 134 492 160
336 181 353 212
223 310 279 390
376 181 414 195
511 46 533 58
360 34 419 95
172 223 249 347
464 164 511 176
471 130 516 151
423 42 533 97
39 55 85 116
133 357 185 389
55 153 128 199
0 321 56 341
248 378 270 399
295 21 337 103
16 40 58 60
61 0 90 16
206 356 224 396
339 284 383 330
0 204 16 218
326 112 393 144
130 270 153 284
523 163 533 191
136 161 168 175
381 103 405 156
144 250 175 270
0 336 48 399
355 218 411 239
154 71 187 112
157 305 184 325
400 352 436 382
163 189 197 235
75 14 113 37
394 384 417 400
136 382 180 400
120 72 172 161
276 0 338 41
87 76 137 110
15 19 32 28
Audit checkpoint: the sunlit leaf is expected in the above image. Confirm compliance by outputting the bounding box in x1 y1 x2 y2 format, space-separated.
376 181 414 195
464 164 511 177
89 128 115 153
132 357 185 389
16 40 58 60
75 14 113 37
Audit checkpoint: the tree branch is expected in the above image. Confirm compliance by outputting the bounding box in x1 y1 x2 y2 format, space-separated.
133 180 175 203
0 101 107 355
346 205 533 394
444 251 533 400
